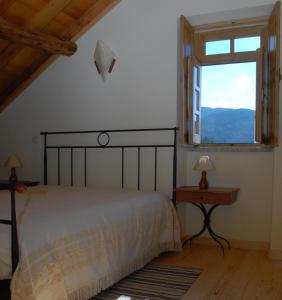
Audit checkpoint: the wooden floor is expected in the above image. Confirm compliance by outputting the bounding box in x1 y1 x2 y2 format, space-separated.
156 244 282 300
2 245 282 299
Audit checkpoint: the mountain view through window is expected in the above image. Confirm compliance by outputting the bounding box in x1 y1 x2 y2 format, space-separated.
201 62 256 144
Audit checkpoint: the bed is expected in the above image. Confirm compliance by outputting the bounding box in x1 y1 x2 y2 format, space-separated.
0 128 181 300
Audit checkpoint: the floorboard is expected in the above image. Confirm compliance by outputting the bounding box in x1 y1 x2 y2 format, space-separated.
156 244 282 300
2 245 282 299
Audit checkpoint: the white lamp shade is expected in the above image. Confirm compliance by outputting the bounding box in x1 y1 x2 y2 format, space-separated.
94 40 116 81
4 155 22 168
193 156 215 171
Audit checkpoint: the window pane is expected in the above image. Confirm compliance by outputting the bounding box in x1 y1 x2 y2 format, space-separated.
201 62 256 144
234 36 261 52
206 40 230 55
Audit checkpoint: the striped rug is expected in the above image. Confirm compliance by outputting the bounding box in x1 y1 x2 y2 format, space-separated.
92 263 202 300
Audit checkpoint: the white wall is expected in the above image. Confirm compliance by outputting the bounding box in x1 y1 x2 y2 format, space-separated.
0 0 280 247
271 98 282 253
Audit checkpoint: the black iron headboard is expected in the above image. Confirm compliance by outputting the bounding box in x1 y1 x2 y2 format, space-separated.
40 128 178 205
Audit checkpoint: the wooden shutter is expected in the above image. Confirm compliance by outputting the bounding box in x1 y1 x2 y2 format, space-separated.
192 57 202 144
255 48 264 143
266 1 280 145
259 48 271 144
179 15 196 144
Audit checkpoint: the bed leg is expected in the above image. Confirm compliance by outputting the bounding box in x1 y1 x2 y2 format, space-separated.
11 185 19 274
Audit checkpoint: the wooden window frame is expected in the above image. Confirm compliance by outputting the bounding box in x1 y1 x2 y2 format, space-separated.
196 26 267 66
179 3 280 149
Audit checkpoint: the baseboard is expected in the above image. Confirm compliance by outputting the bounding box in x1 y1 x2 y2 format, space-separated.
181 235 269 251
268 249 282 260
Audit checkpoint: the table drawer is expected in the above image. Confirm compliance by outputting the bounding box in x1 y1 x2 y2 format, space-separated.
176 190 236 205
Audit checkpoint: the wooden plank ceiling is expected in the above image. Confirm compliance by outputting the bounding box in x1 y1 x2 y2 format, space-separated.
0 0 121 112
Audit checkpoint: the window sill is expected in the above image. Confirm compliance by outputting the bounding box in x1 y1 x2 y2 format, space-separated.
182 144 274 152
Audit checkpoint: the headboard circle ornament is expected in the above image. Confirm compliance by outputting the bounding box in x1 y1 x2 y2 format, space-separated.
97 131 110 147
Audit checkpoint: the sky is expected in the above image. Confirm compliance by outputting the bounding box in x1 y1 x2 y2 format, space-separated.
201 62 256 110
201 36 259 110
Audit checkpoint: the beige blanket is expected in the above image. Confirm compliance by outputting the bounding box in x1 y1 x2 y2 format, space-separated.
0 186 181 300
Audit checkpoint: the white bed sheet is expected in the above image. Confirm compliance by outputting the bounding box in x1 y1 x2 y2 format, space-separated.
0 185 181 300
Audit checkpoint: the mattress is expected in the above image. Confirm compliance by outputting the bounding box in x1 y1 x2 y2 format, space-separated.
0 185 181 300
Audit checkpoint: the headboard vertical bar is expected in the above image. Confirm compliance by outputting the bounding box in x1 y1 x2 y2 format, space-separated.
71 148 74 186
121 147 125 188
43 133 48 185
84 148 87 187
137 147 140 190
154 147 157 192
58 148 61 185
172 127 177 207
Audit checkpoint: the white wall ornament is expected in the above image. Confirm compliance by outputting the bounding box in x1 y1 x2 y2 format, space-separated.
94 40 116 82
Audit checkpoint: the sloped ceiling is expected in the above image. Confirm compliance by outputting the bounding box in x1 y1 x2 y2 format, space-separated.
0 0 121 112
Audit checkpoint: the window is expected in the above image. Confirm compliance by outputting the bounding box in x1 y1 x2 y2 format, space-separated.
201 62 256 144
234 36 261 52
179 2 280 147
206 40 231 55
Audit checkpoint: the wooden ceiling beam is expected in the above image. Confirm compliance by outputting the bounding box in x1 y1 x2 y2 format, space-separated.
0 0 121 112
0 20 77 56
0 0 73 78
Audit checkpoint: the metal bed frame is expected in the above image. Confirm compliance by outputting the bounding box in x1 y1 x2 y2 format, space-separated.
1 127 178 275
0 184 18 274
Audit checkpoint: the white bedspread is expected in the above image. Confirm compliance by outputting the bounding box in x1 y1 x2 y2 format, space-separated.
0 186 181 300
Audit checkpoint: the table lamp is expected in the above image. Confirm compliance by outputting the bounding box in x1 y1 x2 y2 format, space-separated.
4 154 22 184
193 156 215 190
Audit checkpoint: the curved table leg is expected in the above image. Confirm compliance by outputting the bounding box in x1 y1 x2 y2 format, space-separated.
207 226 225 255
209 227 231 250
183 222 206 248
182 203 208 248
183 202 231 255
207 204 231 251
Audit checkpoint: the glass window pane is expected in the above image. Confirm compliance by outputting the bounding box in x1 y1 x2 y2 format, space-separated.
205 40 230 55
234 36 261 52
200 62 256 144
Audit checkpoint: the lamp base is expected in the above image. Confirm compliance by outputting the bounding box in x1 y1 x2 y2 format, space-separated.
9 168 18 184
199 170 209 190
